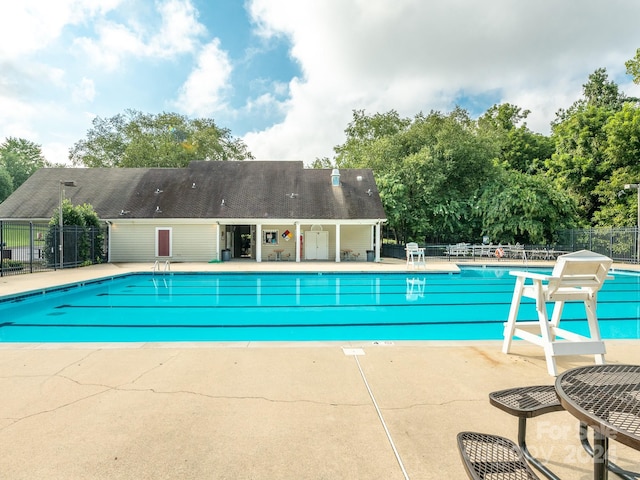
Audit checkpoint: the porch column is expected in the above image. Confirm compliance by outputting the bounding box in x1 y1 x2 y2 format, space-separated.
295 223 301 262
375 222 381 262
256 224 262 262
335 223 341 262
216 223 220 262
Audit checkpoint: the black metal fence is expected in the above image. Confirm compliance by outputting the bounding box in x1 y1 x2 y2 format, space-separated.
556 227 639 264
382 227 640 264
0 221 108 277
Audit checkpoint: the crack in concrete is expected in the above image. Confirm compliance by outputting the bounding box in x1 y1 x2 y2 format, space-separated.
0 387 110 432
110 385 371 408
382 397 485 410
1 350 370 432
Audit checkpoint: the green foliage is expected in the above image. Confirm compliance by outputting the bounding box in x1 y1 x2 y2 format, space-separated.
548 67 640 226
0 137 48 192
333 108 497 243
310 157 334 168
604 103 640 170
626 48 640 85
69 110 254 167
0 258 23 270
476 170 578 244
45 200 105 266
0 167 13 203
331 95 606 244
582 68 626 110
477 104 554 174
549 70 627 219
593 168 639 226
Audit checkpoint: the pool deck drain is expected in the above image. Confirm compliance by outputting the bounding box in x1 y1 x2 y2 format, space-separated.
343 347 365 356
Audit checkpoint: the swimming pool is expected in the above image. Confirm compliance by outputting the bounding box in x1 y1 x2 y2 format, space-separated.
1 267 639 343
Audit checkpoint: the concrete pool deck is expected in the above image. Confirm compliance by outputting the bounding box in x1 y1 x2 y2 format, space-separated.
1 259 639 479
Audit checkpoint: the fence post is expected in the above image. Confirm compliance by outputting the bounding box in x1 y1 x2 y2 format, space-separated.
29 222 34 273
0 220 3 278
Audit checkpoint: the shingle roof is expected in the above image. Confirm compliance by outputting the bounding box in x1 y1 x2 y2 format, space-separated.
0 161 387 221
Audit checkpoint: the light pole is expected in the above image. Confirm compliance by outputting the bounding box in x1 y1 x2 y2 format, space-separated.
624 183 640 263
59 180 76 269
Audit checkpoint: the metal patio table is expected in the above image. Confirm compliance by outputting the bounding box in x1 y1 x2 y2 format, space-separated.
555 364 640 480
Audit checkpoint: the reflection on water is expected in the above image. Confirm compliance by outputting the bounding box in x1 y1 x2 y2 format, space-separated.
406 277 426 301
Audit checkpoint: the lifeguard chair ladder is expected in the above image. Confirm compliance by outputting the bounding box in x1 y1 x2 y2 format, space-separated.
502 250 613 376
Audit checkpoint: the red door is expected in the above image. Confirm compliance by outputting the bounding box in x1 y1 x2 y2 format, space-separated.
157 229 170 257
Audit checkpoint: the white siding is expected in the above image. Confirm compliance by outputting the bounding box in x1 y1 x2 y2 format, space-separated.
110 222 218 262
340 225 372 260
261 223 296 261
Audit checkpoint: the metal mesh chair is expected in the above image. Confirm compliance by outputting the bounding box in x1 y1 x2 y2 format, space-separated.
457 431 541 480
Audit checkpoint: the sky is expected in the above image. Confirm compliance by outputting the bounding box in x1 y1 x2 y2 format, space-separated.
1 0 640 166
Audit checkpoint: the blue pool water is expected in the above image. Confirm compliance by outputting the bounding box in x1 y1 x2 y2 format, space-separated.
1 267 639 343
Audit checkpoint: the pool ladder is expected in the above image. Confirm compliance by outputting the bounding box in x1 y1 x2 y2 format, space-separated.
152 260 171 275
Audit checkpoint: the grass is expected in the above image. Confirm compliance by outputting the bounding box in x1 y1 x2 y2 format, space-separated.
1 225 47 247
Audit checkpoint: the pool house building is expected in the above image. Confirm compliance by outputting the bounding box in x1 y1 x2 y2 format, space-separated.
0 161 387 264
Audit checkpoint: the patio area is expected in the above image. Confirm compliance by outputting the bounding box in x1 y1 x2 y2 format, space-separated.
1 260 639 479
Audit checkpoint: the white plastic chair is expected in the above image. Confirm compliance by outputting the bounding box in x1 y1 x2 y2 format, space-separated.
502 250 613 376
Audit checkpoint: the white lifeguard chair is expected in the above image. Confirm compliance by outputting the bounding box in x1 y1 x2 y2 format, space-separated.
502 250 613 376
405 242 426 269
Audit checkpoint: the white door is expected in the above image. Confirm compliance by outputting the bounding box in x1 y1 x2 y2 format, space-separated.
304 231 328 260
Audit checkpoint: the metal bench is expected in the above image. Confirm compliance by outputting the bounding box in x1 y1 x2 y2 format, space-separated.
489 385 638 480
457 431 540 480
489 385 563 480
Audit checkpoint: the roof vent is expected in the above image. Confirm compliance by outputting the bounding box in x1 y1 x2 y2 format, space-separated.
331 168 340 187
155 206 162 213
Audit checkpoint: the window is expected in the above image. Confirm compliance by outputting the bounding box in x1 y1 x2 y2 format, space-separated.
263 230 278 245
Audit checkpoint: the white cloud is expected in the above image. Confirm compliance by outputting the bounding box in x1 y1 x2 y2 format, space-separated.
73 22 146 71
173 39 233 117
0 0 122 59
244 0 640 162
0 97 38 138
42 142 74 166
152 0 206 56
72 78 96 104
74 0 206 70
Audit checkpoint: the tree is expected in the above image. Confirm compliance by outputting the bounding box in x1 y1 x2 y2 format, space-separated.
475 170 578 244
0 137 48 190
593 103 640 226
625 47 640 84
332 108 496 243
69 110 253 167
0 168 13 203
477 103 554 174
333 109 411 170
547 105 611 223
582 68 626 110
547 69 626 224
44 200 105 266
309 157 334 169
